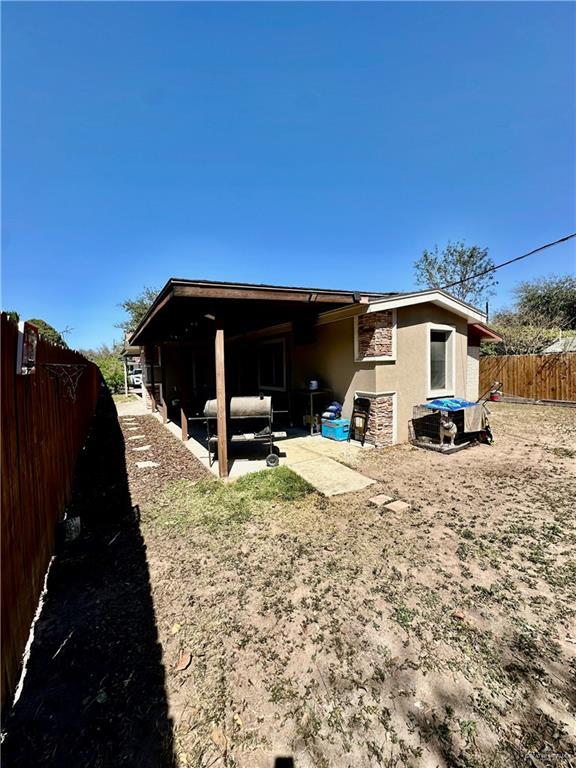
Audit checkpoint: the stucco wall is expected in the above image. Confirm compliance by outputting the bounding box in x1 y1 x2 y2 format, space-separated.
466 346 480 401
291 318 376 417
375 304 469 442
291 303 469 443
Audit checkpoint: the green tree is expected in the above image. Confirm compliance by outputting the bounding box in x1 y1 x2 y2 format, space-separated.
481 321 569 356
82 342 124 393
480 274 576 356
116 286 159 335
28 318 69 348
513 275 576 329
2 311 70 346
414 241 497 307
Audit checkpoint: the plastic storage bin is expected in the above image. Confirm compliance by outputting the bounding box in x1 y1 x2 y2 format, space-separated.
321 418 350 441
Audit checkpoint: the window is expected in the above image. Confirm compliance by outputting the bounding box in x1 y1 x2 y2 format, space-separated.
430 331 448 389
428 325 455 396
258 339 286 391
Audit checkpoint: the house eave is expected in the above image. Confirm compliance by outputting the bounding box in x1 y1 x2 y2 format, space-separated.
128 278 393 346
366 290 487 324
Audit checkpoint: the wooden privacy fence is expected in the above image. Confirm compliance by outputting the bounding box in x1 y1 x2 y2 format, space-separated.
1 314 100 706
480 353 576 402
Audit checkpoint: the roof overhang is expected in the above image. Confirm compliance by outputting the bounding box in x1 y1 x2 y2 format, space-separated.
468 323 503 344
365 289 487 324
129 278 396 345
121 344 141 356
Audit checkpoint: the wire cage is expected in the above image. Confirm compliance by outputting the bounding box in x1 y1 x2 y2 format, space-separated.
410 405 470 453
410 384 501 454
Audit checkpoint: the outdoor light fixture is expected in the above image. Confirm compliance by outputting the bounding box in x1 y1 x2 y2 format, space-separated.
204 313 216 321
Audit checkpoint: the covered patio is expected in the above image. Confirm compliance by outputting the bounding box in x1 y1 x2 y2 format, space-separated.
129 278 392 479
152 413 375 495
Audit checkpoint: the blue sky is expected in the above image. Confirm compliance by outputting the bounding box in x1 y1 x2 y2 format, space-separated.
2 1 575 350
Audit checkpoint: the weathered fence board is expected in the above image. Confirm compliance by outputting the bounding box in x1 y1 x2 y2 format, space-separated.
480 353 576 402
1 314 100 706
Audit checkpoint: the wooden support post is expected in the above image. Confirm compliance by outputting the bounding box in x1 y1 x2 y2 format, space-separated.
215 327 228 478
150 346 156 412
160 343 167 423
179 343 188 441
123 358 128 396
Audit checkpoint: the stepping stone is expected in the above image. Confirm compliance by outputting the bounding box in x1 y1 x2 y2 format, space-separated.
126 427 140 431
136 461 159 469
384 500 411 513
128 435 146 440
133 445 152 451
369 494 394 507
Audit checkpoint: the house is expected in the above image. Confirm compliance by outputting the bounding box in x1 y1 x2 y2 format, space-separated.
128 278 500 477
120 334 142 394
542 336 576 354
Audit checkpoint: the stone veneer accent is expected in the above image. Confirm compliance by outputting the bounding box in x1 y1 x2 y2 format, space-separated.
360 392 395 447
357 311 394 359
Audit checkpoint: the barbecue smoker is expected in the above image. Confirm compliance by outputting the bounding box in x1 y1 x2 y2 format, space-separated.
203 395 278 468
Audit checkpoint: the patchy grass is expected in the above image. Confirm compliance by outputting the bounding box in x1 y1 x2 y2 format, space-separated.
148 467 314 530
234 465 314 501
135 403 576 768
112 393 139 403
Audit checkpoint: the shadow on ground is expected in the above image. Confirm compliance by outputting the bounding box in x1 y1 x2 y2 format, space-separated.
2 386 174 767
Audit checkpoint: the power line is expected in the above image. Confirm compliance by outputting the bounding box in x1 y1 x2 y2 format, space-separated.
440 232 576 292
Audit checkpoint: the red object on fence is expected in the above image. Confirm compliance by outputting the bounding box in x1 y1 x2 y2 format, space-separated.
1 313 100 706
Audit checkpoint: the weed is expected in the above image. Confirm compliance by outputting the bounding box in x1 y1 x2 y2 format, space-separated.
393 604 414 631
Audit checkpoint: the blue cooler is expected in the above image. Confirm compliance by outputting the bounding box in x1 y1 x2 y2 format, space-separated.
321 418 350 441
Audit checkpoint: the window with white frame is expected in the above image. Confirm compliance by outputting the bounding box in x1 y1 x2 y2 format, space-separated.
428 325 455 397
258 339 286 391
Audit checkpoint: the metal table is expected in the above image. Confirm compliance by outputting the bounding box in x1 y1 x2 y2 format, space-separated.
293 388 333 435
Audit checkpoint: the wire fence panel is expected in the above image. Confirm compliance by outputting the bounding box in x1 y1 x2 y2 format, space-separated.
1 313 100 705
480 353 576 402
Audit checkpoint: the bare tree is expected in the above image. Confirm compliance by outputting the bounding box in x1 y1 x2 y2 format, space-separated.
414 241 497 306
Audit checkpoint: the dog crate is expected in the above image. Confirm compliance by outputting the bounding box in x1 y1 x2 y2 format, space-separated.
410 401 481 453
410 406 468 450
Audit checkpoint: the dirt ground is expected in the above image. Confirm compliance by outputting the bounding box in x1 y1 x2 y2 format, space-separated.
126 404 576 768
3 402 574 768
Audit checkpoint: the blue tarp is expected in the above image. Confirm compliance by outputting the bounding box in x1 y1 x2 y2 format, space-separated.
421 397 477 412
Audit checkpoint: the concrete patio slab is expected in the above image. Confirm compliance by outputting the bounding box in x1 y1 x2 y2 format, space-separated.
148 411 375 494
115 398 148 417
288 456 375 496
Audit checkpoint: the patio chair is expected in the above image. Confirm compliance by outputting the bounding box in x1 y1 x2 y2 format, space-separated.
348 396 371 446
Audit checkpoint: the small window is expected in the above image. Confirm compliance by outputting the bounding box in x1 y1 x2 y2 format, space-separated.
258 340 286 391
428 326 454 396
430 331 448 390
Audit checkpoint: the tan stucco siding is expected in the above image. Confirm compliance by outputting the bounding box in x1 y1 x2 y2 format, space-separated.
227 302 470 444
291 318 375 417
291 304 469 443
376 304 468 442
466 346 480 401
